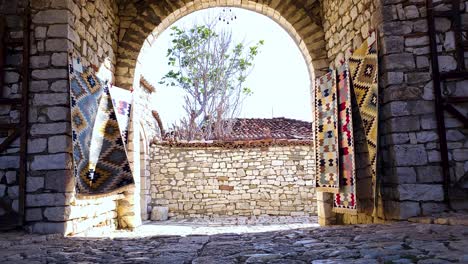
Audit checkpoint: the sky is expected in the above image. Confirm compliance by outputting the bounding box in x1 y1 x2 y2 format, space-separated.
142 7 312 128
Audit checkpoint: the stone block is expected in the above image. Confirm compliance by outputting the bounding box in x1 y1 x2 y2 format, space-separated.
27 176 44 192
30 122 69 135
44 206 71 222
26 193 70 207
50 80 69 92
392 144 428 166
421 202 447 215
45 170 75 192
0 156 19 169
46 106 70 121
5 71 19 84
30 55 50 69
446 130 465 141
0 184 5 197
398 184 444 201
33 93 68 106
385 200 421 220
26 208 43 222
453 149 468 161
31 221 70 235
7 186 18 199
383 53 415 71
219 185 234 191
32 10 69 24
51 53 68 67
32 69 67 79
34 26 47 39
47 24 68 38
388 116 420 132
30 80 49 92
151 206 168 221
416 166 443 183
30 153 71 171
5 171 17 184
48 135 71 153
386 167 417 184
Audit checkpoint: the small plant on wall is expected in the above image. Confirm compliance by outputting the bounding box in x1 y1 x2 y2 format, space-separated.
159 20 264 141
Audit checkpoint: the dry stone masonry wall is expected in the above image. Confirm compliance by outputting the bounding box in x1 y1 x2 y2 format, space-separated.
0 0 27 219
150 144 316 219
379 0 468 220
22 0 121 234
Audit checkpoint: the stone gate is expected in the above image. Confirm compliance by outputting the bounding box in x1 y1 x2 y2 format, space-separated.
0 0 466 235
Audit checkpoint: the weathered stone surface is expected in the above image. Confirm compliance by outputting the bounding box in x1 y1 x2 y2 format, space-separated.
151 144 316 218
30 123 69 135
398 184 444 202
51 53 68 67
30 55 50 69
45 170 74 192
5 171 17 184
33 93 68 106
26 193 69 207
30 153 71 171
2 221 468 262
27 177 44 192
48 135 71 153
0 156 20 169
31 69 68 79
392 145 428 166
151 206 168 221
32 10 69 24
44 206 71 221
46 106 69 121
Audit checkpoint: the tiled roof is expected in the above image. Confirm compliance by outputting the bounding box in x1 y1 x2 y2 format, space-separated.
226 117 313 141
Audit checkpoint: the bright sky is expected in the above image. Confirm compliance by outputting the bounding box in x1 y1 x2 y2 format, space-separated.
142 7 312 128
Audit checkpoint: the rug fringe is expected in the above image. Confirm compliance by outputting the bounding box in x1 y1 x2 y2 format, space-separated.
76 184 136 200
316 187 340 194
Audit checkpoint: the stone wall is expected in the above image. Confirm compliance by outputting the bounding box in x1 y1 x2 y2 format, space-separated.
0 0 27 220
320 0 382 224
150 144 316 218
379 0 468 220
20 0 121 234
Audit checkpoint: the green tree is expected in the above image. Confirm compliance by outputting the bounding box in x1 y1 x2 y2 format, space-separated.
160 21 263 140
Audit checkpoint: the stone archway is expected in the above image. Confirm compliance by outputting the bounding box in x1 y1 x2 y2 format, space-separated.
114 0 336 226
114 0 330 90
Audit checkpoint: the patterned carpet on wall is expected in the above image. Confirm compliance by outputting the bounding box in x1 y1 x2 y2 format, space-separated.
333 64 357 214
348 33 379 193
109 86 133 147
69 55 134 195
315 71 340 193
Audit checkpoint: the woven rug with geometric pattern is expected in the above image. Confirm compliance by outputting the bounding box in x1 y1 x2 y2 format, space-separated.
333 63 357 214
69 55 134 195
348 33 379 192
315 71 340 193
109 86 133 148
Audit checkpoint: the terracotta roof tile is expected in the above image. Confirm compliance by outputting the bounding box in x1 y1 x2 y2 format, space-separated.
225 117 313 141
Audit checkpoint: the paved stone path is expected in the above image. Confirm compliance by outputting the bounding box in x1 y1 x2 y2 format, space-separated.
1 222 467 263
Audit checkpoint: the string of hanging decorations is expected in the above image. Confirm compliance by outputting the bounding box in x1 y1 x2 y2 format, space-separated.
218 8 237 24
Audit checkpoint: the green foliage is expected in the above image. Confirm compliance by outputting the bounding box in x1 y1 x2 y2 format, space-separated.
159 22 264 140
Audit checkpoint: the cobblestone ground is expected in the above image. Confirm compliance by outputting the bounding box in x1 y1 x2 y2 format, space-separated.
1 222 467 264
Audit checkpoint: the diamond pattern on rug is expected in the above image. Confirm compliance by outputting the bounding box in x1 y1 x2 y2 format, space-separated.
315 71 340 193
333 64 357 214
69 55 134 195
349 33 379 189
